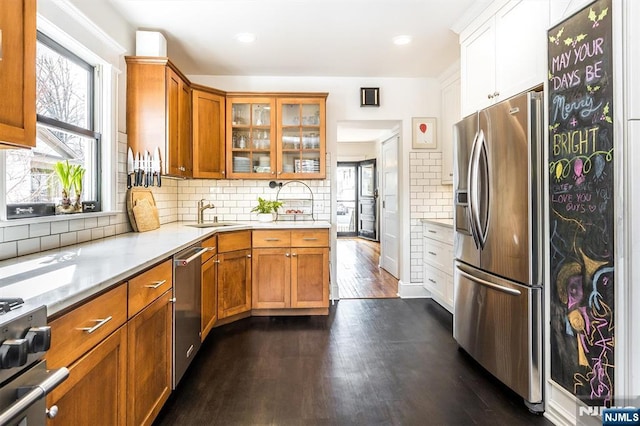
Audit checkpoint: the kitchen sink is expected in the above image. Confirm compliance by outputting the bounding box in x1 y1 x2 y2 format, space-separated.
186 222 239 228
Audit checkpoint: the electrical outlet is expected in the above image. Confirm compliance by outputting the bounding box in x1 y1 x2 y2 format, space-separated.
316 202 324 211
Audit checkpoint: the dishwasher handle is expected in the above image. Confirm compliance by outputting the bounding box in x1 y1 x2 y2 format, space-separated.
174 247 211 267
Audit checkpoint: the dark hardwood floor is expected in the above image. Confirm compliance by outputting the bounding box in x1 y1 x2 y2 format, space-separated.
154 299 553 426
337 238 398 299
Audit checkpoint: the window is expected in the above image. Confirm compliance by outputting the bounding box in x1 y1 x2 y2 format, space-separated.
5 32 101 219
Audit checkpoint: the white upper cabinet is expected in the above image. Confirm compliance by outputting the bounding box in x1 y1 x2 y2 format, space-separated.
460 0 550 116
440 75 460 185
461 19 496 116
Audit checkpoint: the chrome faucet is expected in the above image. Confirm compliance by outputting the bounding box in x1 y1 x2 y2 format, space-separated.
197 199 215 224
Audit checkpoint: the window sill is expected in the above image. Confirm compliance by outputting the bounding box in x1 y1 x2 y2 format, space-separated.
0 211 121 228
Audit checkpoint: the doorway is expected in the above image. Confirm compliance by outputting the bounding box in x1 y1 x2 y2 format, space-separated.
336 160 378 239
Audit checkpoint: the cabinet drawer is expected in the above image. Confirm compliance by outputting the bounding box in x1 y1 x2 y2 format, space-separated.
423 238 454 273
128 259 173 318
218 230 251 252
291 230 329 247
423 264 447 299
201 235 217 263
46 284 128 369
252 230 291 248
423 222 454 245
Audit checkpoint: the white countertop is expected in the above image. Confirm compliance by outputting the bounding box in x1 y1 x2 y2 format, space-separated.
420 218 454 228
0 221 330 316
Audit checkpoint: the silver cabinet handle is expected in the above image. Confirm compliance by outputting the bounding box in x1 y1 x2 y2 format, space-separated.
302 238 318 241
175 247 210 266
145 279 167 289
428 230 437 234
78 316 112 334
0 367 69 425
428 251 437 256
428 278 437 284
264 238 280 242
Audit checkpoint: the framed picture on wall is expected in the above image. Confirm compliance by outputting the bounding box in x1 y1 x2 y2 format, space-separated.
412 117 437 149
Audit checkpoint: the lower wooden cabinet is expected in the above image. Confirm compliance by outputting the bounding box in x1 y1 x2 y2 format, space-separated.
217 231 251 320
291 247 329 308
201 235 218 340
217 248 252 319
251 248 291 309
47 325 128 426
127 290 173 426
252 229 329 310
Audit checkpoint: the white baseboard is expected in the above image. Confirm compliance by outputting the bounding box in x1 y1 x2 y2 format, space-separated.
398 280 430 298
545 381 580 426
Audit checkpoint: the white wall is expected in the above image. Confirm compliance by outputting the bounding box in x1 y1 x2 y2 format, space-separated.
337 142 377 162
191 75 442 287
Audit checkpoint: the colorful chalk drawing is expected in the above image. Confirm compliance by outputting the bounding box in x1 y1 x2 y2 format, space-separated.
547 0 615 406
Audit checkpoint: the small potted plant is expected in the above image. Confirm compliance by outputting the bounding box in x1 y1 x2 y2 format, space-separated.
251 197 283 222
54 160 84 214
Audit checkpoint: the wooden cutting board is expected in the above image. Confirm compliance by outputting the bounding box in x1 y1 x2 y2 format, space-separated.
126 188 160 232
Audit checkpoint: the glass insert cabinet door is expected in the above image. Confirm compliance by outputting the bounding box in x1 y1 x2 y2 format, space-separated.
226 97 276 178
276 98 326 179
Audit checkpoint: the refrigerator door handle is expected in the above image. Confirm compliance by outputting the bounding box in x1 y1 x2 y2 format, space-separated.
457 267 522 296
476 131 489 248
467 130 481 249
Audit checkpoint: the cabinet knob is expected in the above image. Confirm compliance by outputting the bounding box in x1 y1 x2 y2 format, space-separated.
179 166 186 172
222 170 225 175
487 93 493 99
47 405 59 419
247 254 252 258
494 91 500 97
285 253 290 257
291 253 297 257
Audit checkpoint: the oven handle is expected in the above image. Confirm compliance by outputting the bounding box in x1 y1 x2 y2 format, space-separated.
0 367 69 425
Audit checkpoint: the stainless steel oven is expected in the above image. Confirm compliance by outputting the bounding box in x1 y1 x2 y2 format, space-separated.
0 301 68 426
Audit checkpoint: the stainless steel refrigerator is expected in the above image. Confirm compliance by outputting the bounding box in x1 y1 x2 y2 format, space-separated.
453 91 544 412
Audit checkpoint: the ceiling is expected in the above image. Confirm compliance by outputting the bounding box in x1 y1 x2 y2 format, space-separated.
108 0 490 78
106 0 490 143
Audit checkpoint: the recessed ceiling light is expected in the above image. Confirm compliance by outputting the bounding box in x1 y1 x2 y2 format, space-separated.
236 33 256 43
393 35 412 46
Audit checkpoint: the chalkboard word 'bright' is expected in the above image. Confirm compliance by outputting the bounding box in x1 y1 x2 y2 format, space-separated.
552 126 598 156
602 408 640 425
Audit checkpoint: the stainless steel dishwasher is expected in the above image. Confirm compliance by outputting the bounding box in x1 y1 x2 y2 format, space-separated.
173 244 210 388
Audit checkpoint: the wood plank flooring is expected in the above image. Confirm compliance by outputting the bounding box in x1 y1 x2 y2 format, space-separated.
154 299 553 426
336 238 398 299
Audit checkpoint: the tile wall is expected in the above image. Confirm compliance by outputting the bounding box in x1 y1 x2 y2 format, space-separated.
409 151 453 283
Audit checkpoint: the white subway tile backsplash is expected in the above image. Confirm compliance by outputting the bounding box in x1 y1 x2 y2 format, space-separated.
77 229 92 243
29 223 50 238
60 232 78 247
17 238 40 256
5 225 29 241
0 242 18 260
51 221 69 234
41 235 60 251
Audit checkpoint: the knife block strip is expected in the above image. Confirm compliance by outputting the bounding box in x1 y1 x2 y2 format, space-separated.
127 188 160 232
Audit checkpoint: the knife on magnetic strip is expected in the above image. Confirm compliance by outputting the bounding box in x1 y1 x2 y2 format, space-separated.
153 147 162 187
127 147 134 188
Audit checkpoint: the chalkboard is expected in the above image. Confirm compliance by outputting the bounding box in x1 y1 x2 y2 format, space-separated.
547 0 615 407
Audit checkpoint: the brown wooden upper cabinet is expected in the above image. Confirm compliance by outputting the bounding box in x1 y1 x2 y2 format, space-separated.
226 93 327 179
192 85 226 179
126 57 192 178
0 0 36 149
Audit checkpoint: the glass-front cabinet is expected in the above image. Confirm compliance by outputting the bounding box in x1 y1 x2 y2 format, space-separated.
277 98 326 180
226 97 277 178
226 94 327 179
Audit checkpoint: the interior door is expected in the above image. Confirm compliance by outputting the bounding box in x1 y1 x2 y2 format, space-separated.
380 137 399 278
358 159 377 240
